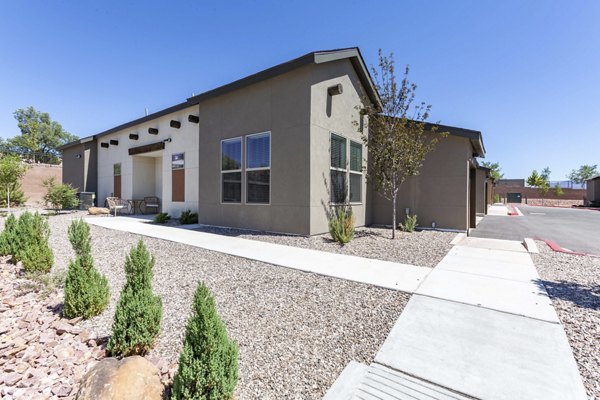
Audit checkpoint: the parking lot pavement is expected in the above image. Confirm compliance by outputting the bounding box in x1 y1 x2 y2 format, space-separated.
470 205 600 254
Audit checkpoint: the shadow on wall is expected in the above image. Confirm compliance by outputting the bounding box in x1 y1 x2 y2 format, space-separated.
535 279 599 311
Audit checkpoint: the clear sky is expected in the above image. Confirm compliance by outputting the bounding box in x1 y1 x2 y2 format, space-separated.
1 1 599 180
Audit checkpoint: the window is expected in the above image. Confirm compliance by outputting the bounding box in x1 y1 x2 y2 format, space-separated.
349 141 362 203
330 134 347 203
246 132 270 204
172 153 185 202
221 138 242 203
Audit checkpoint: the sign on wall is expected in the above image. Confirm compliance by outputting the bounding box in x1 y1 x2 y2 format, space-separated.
172 153 184 170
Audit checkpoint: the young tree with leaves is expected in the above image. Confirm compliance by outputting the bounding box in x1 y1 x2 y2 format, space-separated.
480 161 504 182
0 155 29 209
553 183 564 197
0 107 78 164
527 169 550 205
540 167 551 181
568 164 598 187
358 50 446 238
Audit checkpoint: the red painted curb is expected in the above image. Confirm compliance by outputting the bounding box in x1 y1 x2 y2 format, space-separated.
507 205 519 216
535 238 600 258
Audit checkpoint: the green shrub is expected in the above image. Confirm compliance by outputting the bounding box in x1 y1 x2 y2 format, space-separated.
400 214 418 232
328 207 354 244
43 177 79 211
179 209 198 225
494 194 501 203
171 282 238 400
14 212 54 273
63 219 110 319
68 218 91 257
107 240 162 357
154 212 171 224
0 214 18 256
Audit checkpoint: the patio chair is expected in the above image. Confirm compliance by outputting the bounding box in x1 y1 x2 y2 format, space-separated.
106 197 129 216
143 196 160 214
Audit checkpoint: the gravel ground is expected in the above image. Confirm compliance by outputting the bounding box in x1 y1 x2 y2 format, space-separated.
5 212 409 399
533 242 600 399
194 225 456 268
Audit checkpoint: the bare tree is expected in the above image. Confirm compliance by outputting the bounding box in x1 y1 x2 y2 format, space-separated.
357 50 446 238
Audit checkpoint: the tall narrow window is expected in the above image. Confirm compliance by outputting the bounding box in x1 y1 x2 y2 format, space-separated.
246 132 270 204
349 141 363 203
113 163 122 198
172 153 185 202
221 138 242 203
330 133 347 203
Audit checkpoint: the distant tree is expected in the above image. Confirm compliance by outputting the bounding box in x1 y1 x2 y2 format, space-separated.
567 164 598 187
480 161 504 182
0 107 78 164
553 183 564 197
540 167 551 181
357 50 447 239
527 169 550 205
0 155 29 209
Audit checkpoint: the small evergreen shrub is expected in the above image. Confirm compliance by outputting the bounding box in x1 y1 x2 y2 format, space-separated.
171 282 238 400
63 219 110 319
15 212 54 273
179 209 198 225
0 213 18 256
328 207 354 244
107 240 162 357
400 214 418 232
154 212 171 224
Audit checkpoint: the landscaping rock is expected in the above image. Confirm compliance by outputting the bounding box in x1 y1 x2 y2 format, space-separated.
75 356 164 400
87 207 110 216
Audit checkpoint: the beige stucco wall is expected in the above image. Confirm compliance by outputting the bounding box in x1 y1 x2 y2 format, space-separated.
370 134 473 231
96 105 199 216
196 64 312 234
308 59 370 234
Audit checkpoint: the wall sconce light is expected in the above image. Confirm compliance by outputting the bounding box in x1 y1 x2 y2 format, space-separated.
327 83 343 96
148 128 159 135
432 221 437 229
129 133 139 140
100 142 109 148
405 208 411 216
170 120 181 129
188 115 199 123
163 138 172 143
109 139 119 146
75 154 82 159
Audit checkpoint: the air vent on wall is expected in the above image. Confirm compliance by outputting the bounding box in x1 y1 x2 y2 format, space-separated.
188 115 199 123
148 128 159 135
100 142 109 148
109 139 119 146
170 120 181 129
129 133 139 140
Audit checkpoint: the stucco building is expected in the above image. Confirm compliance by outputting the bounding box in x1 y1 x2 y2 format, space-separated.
61 47 488 235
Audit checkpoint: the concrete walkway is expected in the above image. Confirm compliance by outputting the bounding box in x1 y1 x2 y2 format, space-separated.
326 235 587 400
85 216 431 292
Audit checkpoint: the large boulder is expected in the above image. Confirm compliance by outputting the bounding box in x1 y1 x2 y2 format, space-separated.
76 356 164 400
88 207 110 215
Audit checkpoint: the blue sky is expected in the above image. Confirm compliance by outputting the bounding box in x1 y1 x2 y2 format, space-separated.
1 1 598 180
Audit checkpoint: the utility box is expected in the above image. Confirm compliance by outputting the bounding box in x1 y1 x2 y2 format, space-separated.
78 192 96 210
506 193 522 203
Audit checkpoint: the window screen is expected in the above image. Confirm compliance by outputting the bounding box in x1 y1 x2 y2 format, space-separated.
222 138 242 171
247 133 270 169
330 134 346 169
222 138 242 203
350 142 362 172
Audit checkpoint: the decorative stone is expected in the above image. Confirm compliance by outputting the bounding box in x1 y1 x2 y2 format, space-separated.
88 207 110 215
75 356 164 400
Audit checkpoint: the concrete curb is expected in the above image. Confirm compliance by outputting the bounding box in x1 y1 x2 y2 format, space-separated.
523 238 539 254
450 232 467 245
322 361 367 400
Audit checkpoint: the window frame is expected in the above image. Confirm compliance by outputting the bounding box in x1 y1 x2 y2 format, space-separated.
220 136 243 205
329 133 363 205
245 131 271 205
349 140 363 204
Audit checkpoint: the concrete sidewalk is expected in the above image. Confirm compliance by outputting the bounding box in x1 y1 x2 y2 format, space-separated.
85 216 431 293
326 235 587 400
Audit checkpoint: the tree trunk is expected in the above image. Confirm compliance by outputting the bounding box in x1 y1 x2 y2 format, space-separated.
7 186 10 212
392 192 397 239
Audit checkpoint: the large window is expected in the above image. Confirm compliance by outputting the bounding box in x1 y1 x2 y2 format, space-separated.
330 134 363 204
221 138 242 203
246 132 270 204
349 141 363 203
